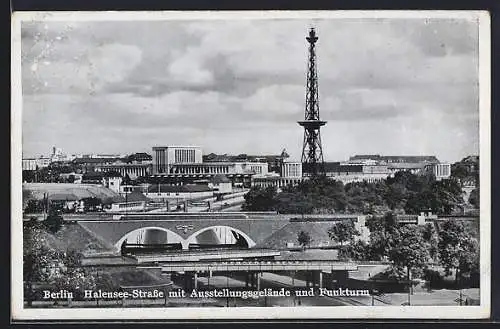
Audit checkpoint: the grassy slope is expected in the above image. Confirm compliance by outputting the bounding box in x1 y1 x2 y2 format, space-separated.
40 223 116 253
256 222 336 249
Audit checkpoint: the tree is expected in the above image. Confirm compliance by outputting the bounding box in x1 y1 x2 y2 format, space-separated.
241 186 277 211
267 176 351 214
388 224 431 280
451 162 470 180
52 250 96 299
438 220 479 285
81 197 103 212
457 237 480 286
24 199 44 214
44 211 64 233
23 221 97 304
297 231 312 250
328 220 359 247
404 191 433 215
22 170 36 183
364 213 399 261
384 183 407 211
338 240 368 261
438 220 466 277
66 175 75 183
432 178 463 214
23 221 60 305
404 178 463 215
422 223 439 261
469 188 479 208
122 173 132 185
366 212 398 233
275 192 314 214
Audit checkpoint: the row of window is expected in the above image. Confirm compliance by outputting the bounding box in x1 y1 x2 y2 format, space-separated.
434 165 451 176
174 149 196 163
282 163 301 177
155 149 167 173
172 166 231 174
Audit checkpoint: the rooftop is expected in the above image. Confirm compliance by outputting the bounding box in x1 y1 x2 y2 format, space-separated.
172 161 267 166
203 153 286 163
349 155 439 163
23 183 125 203
211 174 231 184
387 163 427 169
125 190 150 202
324 162 363 173
152 145 201 149
72 157 121 164
97 162 150 167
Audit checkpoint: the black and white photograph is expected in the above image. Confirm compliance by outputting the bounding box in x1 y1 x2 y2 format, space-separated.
11 11 490 320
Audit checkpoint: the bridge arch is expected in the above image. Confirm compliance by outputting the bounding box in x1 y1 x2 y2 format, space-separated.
115 226 187 250
185 225 257 249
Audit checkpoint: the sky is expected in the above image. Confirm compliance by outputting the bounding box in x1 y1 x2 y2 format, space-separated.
20 16 480 163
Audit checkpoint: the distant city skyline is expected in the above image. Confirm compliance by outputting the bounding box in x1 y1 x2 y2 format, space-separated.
21 16 481 163
23 144 477 165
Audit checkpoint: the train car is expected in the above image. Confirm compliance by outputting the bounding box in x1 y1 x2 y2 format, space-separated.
121 243 183 255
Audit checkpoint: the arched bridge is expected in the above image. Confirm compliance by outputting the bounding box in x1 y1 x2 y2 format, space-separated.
77 214 291 251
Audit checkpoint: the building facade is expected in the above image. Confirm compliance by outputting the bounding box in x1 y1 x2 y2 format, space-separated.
209 174 233 194
251 176 303 189
22 159 38 171
96 163 151 179
150 161 268 188
50 147 68 163
349 154 440 164
144 184 213 200
152 146 203 174
102 175 123 193
166 162 268 175
281 162 302 178
72 157 122 173
426 163 452 181
324 162 391 184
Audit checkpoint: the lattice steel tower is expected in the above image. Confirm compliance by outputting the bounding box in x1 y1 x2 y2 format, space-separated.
298 28 327 176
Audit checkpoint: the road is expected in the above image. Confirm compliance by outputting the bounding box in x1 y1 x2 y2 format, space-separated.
183 273 355 306
146 191 248 214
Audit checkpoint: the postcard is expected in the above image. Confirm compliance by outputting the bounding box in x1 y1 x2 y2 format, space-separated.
11 10 491 320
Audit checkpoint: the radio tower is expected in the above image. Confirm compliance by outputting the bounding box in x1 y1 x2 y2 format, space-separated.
298 27 326 177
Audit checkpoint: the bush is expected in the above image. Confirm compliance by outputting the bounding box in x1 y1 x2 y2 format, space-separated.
297 231 312 249
44 212 64 233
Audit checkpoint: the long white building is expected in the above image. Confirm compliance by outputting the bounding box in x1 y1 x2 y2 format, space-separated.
170 162 268 176
96 163 151 179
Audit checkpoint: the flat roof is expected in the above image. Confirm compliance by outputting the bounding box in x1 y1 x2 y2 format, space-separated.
147 184 212 193
152 146 201 149
97 163 151 167
172 162 267 166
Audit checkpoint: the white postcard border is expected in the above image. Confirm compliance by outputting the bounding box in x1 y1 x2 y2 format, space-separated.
11 10 491 320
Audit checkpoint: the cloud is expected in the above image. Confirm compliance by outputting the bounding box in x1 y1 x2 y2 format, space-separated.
167 47 214 86
19 17 480 162
23 40 142 95
242 84 304 115
396 18 479 57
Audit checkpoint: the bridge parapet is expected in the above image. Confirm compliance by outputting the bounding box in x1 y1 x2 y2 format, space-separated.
132 249 281 263
77 217 291 251
140 260 359 273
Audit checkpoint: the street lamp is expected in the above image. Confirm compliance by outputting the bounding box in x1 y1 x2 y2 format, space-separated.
125 190 128 217
407 267 412 306
226 274 229 307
